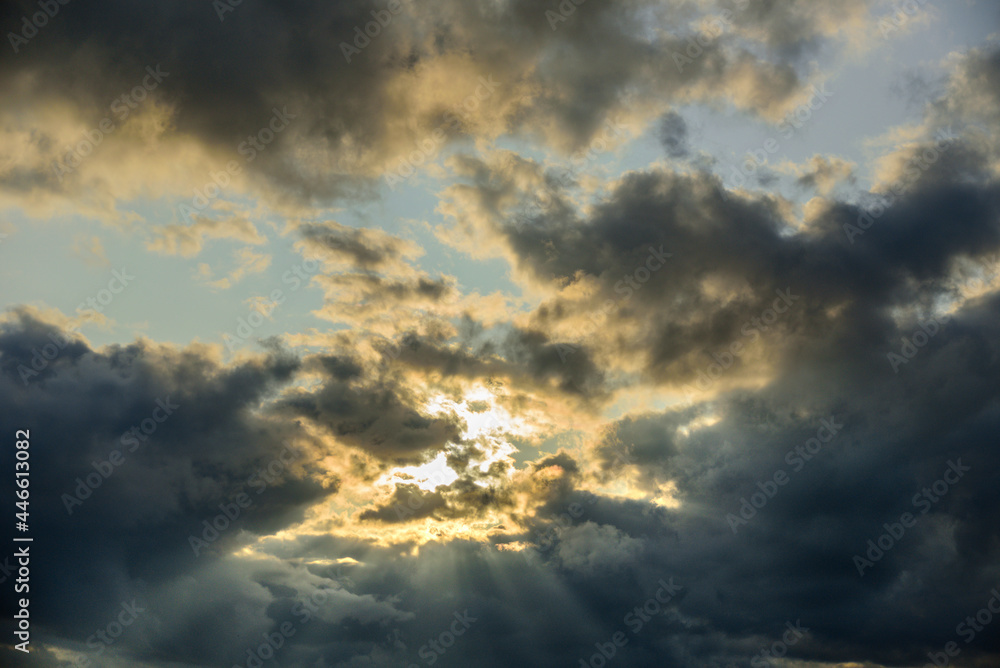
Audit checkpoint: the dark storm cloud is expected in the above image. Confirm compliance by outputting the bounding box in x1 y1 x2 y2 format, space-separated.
359 473 518 525
331 50 1000 663
83 341 999 668
276 352 465 462
500 328 607 398
592 410 684 484
534 451 581 476
656 110 690 158
273 323 605 468
377 325 607 400
0 0 835 205
0 310 349 666
5 10 1000 668
3 178 999 668
444 124 1000 390
1 0 389 200
358 483 449 523
460 295 998 667
588 293 1000 667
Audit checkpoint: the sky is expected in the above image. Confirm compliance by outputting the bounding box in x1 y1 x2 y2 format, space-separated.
1 1 999 667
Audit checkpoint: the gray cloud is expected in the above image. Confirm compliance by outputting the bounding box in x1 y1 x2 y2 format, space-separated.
3 8 1000 668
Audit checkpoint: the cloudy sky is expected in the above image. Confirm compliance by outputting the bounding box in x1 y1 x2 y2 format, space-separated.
2 1 1000 667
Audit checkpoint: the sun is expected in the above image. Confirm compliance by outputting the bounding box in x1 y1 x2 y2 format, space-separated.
378 451 459 492
376 385 522 492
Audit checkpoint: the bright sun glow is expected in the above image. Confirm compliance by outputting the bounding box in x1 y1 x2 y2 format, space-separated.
379 451 459 491
376 386 521 492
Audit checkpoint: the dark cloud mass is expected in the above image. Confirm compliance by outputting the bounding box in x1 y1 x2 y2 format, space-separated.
0 0 828 207
2 2 1000 668
657 111 690 158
